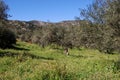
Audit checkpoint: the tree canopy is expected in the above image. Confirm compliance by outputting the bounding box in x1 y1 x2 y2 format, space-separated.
0 0 9 20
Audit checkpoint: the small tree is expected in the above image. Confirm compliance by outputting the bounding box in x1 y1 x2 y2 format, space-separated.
0 26 16 49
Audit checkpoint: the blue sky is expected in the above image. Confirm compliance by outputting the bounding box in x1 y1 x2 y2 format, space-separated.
4 0 93 22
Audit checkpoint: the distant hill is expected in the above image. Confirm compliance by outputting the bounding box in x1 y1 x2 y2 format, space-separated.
7 20 85 29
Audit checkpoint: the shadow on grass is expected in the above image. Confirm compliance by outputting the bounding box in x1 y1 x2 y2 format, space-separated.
114 60 120 73
1 45 29 51
69 54 84 58
11 46 30 51
0 51 54 60
69 54 94 59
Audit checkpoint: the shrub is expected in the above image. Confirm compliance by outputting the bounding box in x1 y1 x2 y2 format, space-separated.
0 26 16 49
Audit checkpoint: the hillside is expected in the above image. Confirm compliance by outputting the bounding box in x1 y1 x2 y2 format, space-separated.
0 41 120 80
7 19 82 28
5 19 120 54
0 0 120 79
6 19 82 35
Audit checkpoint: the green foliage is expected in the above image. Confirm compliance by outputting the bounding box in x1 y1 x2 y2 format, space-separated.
13 20 120 54
31 25 66 48
0 0 16 49
105 0 120 35
79 0 120 53
0 41 120 80
0 26 16 49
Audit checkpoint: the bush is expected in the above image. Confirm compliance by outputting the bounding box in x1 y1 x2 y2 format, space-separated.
0 26 16 49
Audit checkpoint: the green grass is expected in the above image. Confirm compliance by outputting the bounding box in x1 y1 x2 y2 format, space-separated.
0 41 120 80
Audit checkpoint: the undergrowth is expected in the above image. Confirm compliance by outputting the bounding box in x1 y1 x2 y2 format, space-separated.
0 41 120 80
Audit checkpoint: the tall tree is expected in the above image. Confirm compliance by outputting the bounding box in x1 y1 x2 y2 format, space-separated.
0 0 16 49
80 0 120 29
0 0 9 20
79 0 120 53
80 0 106 24
105 0 120 35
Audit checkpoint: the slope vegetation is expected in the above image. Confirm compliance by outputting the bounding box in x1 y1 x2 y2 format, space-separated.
0 41 120 80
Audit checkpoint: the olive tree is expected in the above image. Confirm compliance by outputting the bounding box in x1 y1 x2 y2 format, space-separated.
0 0 16 49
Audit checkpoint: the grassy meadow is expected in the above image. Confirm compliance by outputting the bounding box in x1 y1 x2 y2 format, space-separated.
0 41 120 80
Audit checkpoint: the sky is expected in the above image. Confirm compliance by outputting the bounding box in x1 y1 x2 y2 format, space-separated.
4 0 94 22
